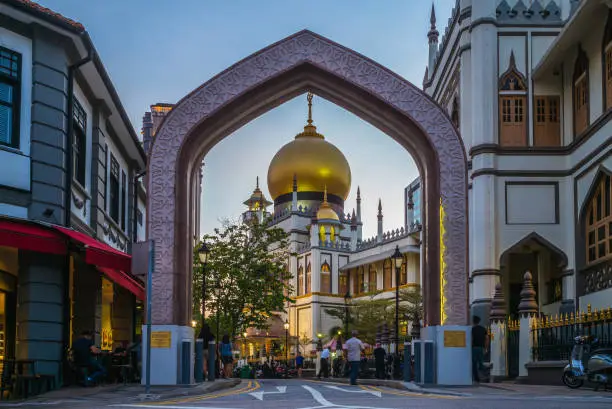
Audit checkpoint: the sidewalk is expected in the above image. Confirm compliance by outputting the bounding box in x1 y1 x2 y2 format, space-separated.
5 379 240 406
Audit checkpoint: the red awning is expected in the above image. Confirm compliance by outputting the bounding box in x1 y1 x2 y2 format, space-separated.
0 220 67 255
98 267 145 300
54 226 132 272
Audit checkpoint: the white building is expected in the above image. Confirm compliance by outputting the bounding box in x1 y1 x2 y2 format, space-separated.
423 0 611 323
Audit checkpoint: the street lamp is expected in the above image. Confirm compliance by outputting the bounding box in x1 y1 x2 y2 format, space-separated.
198 242 210 329
343 291 351 336
284 320 290 364
391 245 403 354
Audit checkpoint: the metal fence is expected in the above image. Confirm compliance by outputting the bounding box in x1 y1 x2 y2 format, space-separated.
531 305 612 362
507 319 520 378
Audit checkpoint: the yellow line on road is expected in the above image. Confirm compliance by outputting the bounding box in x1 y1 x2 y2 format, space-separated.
145 381 260 405
361 384 459 400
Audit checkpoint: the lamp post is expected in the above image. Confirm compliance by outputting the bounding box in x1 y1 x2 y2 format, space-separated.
243 331 248 359
198 242 210 330
284 320 289 364
343 291 351 336
391 245 403 354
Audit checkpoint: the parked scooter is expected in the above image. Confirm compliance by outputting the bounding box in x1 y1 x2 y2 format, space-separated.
562 335 612 390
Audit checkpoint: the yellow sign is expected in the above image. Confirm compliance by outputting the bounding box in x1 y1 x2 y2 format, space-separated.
443 330 466 348
151 331 172 348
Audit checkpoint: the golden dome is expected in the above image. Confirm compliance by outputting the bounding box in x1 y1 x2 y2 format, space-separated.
267 93 351 201
316 187 340 222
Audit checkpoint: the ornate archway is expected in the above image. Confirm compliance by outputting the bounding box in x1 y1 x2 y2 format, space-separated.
147 31 468 331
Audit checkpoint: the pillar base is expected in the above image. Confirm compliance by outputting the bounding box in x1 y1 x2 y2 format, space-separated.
423 325 472 385
141 325 194 385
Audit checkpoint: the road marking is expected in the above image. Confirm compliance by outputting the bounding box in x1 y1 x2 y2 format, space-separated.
362 385 458 400
301 385 395 409
249 385 287 400
324 385 381 397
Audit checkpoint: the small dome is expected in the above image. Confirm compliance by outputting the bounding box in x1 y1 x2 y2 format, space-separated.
316 188 339 222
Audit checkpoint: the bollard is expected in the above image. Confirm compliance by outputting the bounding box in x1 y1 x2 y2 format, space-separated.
403 342 412 382
195 339 204 383
208 340 216 381
423 340 435 384
181 341 191 384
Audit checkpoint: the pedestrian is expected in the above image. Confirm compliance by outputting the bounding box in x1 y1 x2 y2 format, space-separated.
295 351 304 378
373 343 386 379
72 330 106 386
198 322 215 379
344 330 364 385
317 347 330 379
220 334 234 378
471 315 489 383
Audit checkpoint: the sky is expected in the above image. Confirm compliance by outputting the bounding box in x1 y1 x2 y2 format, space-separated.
38 0 457 238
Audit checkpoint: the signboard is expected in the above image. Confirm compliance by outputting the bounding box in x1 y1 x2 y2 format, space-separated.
443 330 466 348
151 331 172 348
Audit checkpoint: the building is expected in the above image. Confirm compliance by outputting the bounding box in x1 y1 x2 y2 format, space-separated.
240 94 422 352
0 0 146 385
423 0 610 330
404 178 422 230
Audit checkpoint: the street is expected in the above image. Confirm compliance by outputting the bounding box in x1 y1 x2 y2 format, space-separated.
3 379 612 409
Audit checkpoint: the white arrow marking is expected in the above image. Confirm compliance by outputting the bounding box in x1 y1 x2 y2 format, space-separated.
249 385 287 401
301 385 393 409
324 385 382 398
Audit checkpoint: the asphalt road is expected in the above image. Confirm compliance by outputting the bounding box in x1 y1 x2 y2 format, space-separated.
7 379 611 409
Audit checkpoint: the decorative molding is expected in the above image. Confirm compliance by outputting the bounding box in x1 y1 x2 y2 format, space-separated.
102 215 127 252
471 269 501 277
148 30 468 326
583 259 612 294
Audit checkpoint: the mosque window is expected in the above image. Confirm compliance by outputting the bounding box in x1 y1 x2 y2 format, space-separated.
339 271 348 295
368 264 377 292
357 267 365 294
321 261 331 293
319 225 326 245
498 53 527 147
573 47 589 137
383 259 392 290
330 226 335 243
297 266 304 296
585 173 612 265
400 257 407 286
603 11 612 110
534 96 560 147
306 263 311 294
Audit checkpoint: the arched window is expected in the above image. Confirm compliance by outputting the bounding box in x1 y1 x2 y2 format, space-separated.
297 265 304 296
451 97 459 130
498 52 527 146
339 270 348 295
330 226 335 243
585 172 612 265
383 259 392 290
306 262 312 294
319 225 326 244
573 46 589 137
357 266 365 294
321 261 331 293
603 11 612 111
368 264 377 292
400 256 407 286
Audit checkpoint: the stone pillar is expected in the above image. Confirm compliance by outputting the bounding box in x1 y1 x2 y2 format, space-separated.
518 271 538 379
489 283 507 381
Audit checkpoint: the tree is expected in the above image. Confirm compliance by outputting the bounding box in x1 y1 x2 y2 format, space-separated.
193 217 294 338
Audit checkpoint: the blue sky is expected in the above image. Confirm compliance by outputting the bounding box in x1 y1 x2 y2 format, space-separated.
39 0 456 238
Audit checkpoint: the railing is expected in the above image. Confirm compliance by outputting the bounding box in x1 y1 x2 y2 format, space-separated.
531 305 612 362
507 319 520 378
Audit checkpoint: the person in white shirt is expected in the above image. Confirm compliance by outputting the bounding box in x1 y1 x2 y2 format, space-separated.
344 330 364 385
317 347 330 379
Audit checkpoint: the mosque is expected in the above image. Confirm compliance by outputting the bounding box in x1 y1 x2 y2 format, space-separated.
240 93 422 353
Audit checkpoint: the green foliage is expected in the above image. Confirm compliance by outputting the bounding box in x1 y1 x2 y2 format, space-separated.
323 286 423 345
193 217 294 338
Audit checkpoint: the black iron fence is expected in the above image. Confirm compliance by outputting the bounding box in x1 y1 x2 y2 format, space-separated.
507 319 520 378
531 305 612 362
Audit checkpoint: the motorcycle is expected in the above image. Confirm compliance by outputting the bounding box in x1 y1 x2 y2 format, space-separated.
562 335 612 391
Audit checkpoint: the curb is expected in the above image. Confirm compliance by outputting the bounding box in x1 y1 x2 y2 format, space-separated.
139 378 242 401
313 378 470 397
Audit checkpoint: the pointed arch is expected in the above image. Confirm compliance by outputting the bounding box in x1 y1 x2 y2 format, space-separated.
368 264 377 292
579 166 612 265
499 51 527 146
297 265 304 296
500 232 568 268
573 45 589 137
306 262 312 294
321 260 331 293
499 53 527 91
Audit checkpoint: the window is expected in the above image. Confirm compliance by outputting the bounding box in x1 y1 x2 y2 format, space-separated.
321 262 331 293
305 263 311 294
585 173 612 264
573 47 589 137
358 267 364 294
0 47 20 148
109 155 120 223
297 266 304 296
103 145 108 210
136 209 143 226
383 259 392 290
534 96 561 146
400 258 407 285
339 270 348 295
120 171 127 231
498 53 527 147
73 99 87 186
603 11 612 110
368 265 377 292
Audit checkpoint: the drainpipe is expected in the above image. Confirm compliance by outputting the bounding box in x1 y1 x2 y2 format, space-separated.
133 170 146 242
64 50 93 227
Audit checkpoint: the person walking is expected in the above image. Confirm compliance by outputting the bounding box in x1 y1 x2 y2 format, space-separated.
344 330 364 385
220 334 234 378
317 347 330 379
373 343 386 379
471 315 489 383
295 351 304 378
198 322 215 379
72 330 106 385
